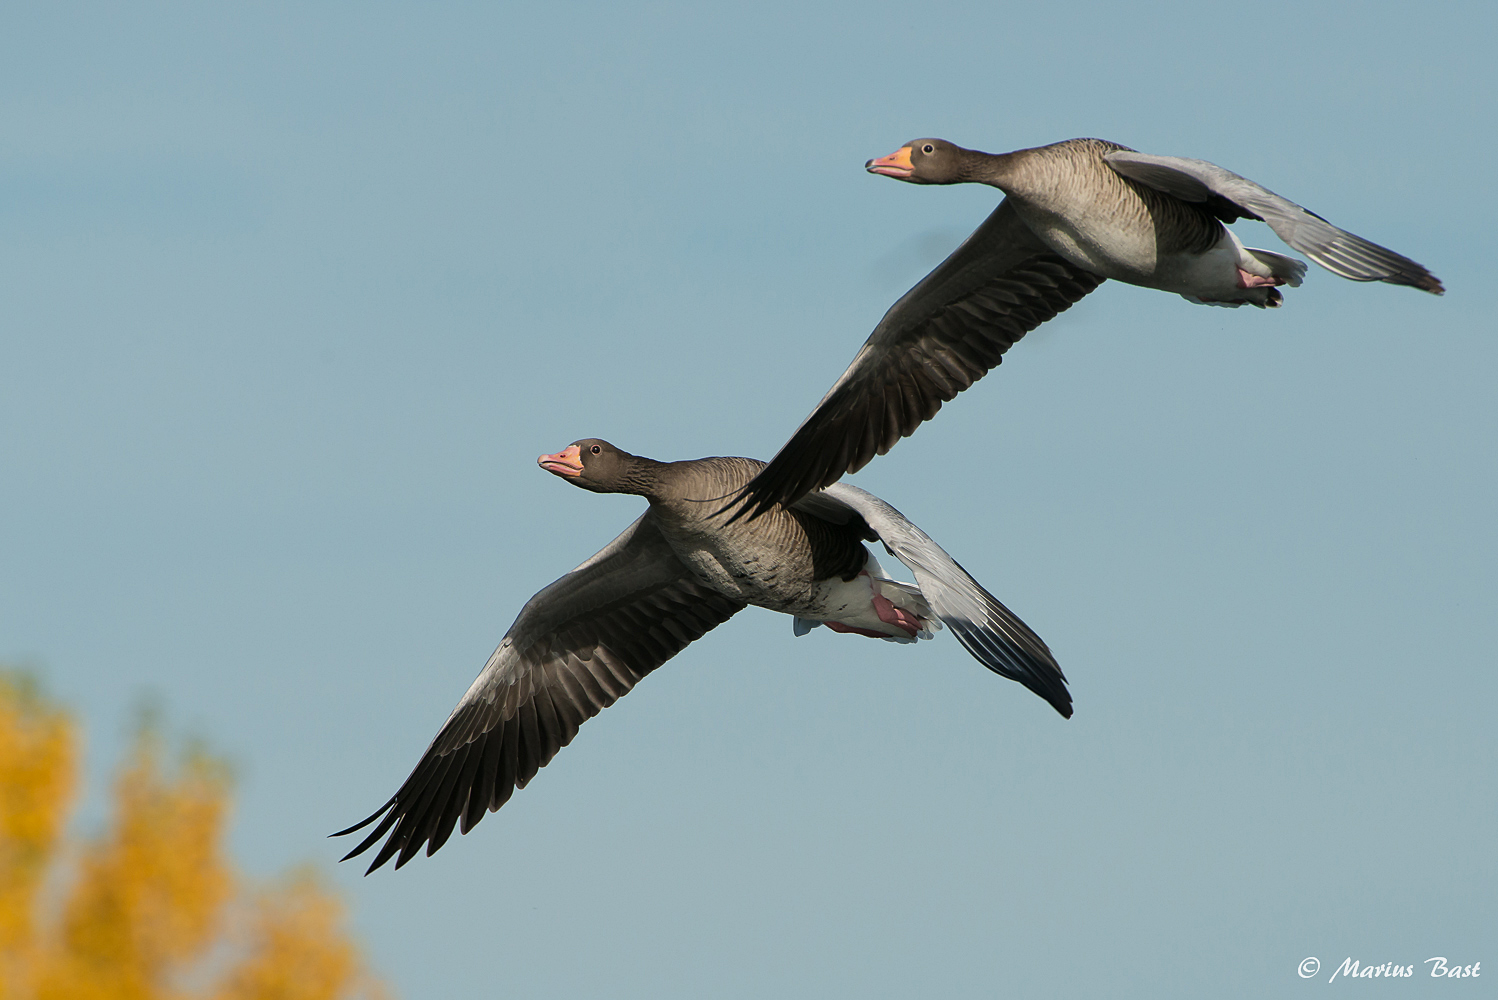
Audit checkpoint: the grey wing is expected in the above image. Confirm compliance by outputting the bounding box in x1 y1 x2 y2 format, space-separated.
334 512 746 873
798 485 1071 718
727 199 1105 522
1104 151 1443 293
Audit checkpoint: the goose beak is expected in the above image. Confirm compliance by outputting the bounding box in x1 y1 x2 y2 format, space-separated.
866 146 914 179
538 444 584 478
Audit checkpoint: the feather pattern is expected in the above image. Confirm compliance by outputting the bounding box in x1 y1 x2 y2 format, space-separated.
337 446 1071 873
796 485 1069 716
333 513 745 873
728 199 1104 520
1102 151 1444 293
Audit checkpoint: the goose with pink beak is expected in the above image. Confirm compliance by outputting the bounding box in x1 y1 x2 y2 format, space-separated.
728 135 1444 523
336 438 1067 872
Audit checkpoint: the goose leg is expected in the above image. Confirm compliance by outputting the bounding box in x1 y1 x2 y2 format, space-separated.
1237 268 1285 289
870 592 922 637
823 619 894 639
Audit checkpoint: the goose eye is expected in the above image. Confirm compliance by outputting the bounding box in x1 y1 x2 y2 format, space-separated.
921 143 935 154
590 445 601 455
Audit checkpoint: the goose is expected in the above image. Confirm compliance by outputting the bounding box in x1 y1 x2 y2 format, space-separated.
334 439 1068 872
727 136 1443 521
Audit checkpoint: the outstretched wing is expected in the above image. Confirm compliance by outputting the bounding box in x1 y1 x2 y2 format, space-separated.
795 484 1071 718
1103 151 1443 293
334 512 745 873
728 199 1105 521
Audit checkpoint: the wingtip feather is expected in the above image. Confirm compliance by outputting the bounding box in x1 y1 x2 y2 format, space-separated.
329 796 397 839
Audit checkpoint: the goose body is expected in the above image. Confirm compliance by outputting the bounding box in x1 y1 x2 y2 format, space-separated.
984 138 1240 297
726 136 1442 520
627 453 938 640
1011 140 1307 305
871 136 1437 306
334 439 1067 872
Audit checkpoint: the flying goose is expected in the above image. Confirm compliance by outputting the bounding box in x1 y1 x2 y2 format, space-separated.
727 136 1444 521
334 439 1067 872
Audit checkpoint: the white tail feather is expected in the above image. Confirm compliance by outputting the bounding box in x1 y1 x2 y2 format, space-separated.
1244 247 1307 287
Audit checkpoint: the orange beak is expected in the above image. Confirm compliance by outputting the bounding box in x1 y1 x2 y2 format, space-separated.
538 444 584 478
866 146 914 179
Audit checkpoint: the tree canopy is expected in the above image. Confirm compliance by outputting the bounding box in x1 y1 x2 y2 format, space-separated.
0 670 390 1000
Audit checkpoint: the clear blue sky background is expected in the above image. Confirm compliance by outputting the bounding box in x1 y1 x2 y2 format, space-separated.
3 2 1493 996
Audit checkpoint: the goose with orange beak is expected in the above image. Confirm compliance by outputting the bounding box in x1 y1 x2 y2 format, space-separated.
866 144 914 179
725 135 1443 523
335 438 1068 873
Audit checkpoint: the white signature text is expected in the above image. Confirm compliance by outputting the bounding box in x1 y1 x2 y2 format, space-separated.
1302 956 1482 982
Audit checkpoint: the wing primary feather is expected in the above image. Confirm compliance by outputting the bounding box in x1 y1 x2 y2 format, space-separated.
729 242 1104 514
1102 150 1442 293
513 696 545 789
494 714 522 807
337 804 399 863
463 725 505 834
948 622 1071 718
330 795 396 839
427 742 485 856
343 747 449 862
809 482 1072 719
392 748 467 868
336 517 746 871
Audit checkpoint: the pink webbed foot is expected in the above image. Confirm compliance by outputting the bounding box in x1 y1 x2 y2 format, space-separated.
823 620 891 639
1237 268 1285 289
871 593 922 637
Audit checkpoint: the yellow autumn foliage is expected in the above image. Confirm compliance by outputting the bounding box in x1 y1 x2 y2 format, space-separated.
0 671 391 1000
0 674 76 995
213 873 387 1000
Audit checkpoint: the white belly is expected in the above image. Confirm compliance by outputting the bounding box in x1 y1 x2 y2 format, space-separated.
1013 196 1289 307
1156 229 1293 307
796 555 939 644
1153 228 1240 291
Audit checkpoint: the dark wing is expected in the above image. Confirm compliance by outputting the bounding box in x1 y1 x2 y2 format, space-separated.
1103 151 1443 293
334 512 745 873
728 198 1104 521
796 485 1071 718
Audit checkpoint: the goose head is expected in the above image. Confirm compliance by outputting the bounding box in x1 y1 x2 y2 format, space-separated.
866 138 968 184
539 438 652 495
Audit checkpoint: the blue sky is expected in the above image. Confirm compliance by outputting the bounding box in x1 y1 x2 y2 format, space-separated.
2 2 1493 996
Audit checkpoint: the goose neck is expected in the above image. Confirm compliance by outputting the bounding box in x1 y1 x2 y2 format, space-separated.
617 456 669 500
959 148 1018 187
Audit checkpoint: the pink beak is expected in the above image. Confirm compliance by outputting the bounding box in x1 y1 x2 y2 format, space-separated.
866 146 914 179
538 444 584 477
